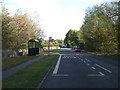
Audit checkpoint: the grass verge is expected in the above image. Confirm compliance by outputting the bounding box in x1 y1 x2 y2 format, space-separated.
2 55 40 71
3 55 58 88
88 52 120 60
52 51 61 54
40 49 61 55
39 51 50 55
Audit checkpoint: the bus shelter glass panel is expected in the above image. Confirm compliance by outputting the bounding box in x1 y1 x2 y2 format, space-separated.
28 40 39 56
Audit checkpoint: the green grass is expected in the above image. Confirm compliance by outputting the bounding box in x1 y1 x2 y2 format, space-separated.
39 51 51 55
3 55 58 88
52 51 61 54
2 55 40 71
40 49 61 55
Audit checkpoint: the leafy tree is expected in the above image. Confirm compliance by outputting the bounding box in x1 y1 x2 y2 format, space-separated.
118 2 120 53
2 7 16 49
13 12 36 50
80 2 118 54
2 7 45 51
54 39 64 47
64 29 83 48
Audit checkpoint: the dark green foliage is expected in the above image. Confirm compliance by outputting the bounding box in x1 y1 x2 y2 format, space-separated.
64 1 119 54
64 29 84 48
2 7 16 49
80 1 118 54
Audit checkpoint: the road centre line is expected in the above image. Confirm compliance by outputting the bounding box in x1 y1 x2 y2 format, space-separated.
87 63 90 65
91 67 96 70
85 58 91 62
98 72 105 76
88 72 104 77
95 64 112 73
53 54 62 75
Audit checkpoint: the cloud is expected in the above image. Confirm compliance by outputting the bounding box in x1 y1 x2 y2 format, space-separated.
4 0 112 40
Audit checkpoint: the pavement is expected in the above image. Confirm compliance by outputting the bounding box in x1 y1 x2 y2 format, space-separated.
37 48 119 88
2 55 48 80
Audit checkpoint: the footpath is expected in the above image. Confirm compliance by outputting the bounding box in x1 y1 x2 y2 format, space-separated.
2 55 48 80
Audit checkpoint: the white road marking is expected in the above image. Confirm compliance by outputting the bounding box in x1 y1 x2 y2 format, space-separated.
85 58 91 62
74 57 76 58
52 74 68 76
37 57 56 88
91 67 96 70
53 55 62 75
63 56 66 58
52 55 69 77
98 72 105 76
95 64 112 73
87 63 90 66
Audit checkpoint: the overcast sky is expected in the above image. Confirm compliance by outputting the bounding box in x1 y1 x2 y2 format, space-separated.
4 0 114 40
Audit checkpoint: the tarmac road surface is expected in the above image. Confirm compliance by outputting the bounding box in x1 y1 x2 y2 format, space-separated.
37 48 119 88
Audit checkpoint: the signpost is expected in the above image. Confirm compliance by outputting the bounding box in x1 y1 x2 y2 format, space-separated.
48 37 52 51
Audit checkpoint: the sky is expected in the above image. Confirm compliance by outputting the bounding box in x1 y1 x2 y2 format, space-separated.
3 0 115 40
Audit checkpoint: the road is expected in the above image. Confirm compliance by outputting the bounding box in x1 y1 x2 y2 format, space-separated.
37 48 119 88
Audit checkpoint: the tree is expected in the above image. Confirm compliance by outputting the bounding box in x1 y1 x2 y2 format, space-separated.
55 39 64 46
118 1 120 53
2 7 45 51
12 12 36 50
2 7 16 49
64 29 82 48
80 2 118 54
28 12 45 39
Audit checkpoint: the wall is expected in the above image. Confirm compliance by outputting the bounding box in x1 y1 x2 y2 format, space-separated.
2 49 28 59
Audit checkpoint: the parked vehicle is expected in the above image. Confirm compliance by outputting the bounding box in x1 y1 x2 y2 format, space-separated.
74 47 81 52
59 45 66 48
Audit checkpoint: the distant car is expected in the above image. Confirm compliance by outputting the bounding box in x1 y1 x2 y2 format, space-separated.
60 45 66 48
74 47 81 52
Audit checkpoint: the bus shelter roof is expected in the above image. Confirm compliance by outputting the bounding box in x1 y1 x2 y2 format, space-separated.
28 39 39 42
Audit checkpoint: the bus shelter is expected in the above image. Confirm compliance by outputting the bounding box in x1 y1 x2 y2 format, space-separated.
28 39 40 56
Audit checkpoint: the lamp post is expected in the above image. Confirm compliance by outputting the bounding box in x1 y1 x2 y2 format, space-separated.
48 37 52 51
